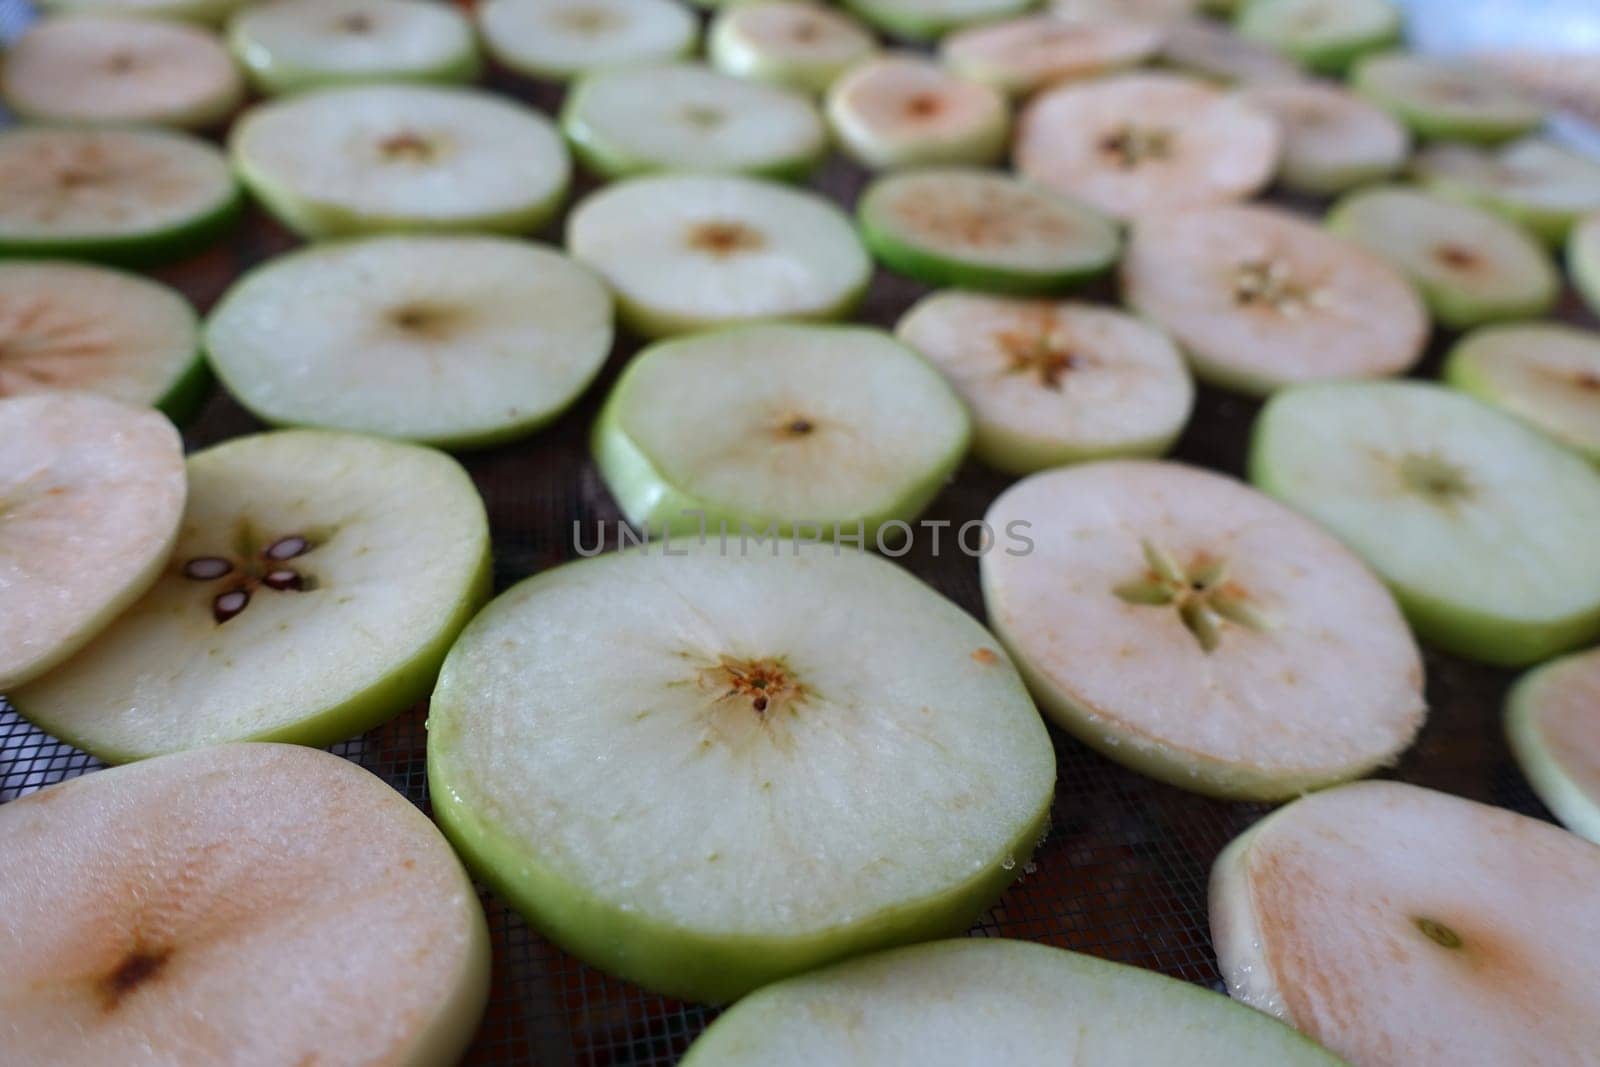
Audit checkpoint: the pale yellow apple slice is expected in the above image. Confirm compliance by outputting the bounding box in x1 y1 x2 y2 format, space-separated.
478 0 698 81
1507 647 1600 842
825 54 1009 171
709 1 878 96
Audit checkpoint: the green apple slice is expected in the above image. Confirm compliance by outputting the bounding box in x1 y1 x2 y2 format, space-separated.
1444 324 1600 464
1014 72 1280 221
1212 780 1600 1065
1158 16 1304 84
0 743 489 1066
843 0 1038 42
0 394 185 692
1051 0 1200 24
0 126 239 266
684 938 1346 1065
477 0 698 82
897 293 1194 474
1239 81 1410 195
1235 0 1400 75
428 541 1055 1003
205 236 613 450
566 173 870 338
1327 186 1558 331
1506 647 1600 842
983 460 1424 800
1353 53 1545 144
37 0 250 24
230 84 570 240
709 1 878 96
1415 138 1600 247
1571 212 1600 317
562 63 827 180
1123 204 1428 395
825 55 1009 171
228 0 481 96
940 14 1163 96
1251 381 1600 665
1 15 243 130
0 261 206 419
594 324 969 540
9 430 491 763
858 169 1120 295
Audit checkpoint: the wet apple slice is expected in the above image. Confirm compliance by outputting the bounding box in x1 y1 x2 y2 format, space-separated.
1416 138 1600 247
1353 53 1545 144
9 430 490 762
1507 646 1600 842
1212 780 1600 1065
940 14 1163 96
1444 324 1600 464
843 0 1035 42
477 0 698 81
709 0 877 96
825 54 1009 171
0 743 489 1066
1239 81 1410 195
1235 0 1400 75
428 541 1055 1003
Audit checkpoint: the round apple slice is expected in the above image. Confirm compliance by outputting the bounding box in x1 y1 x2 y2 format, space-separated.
1158 16 1304 84
0 743 489 1066
897 293 1194 474
594 324 969 540
1239 81 1410 195
9 431 491 763
0 394 185 692
982 461 1424 800
1327 186 1558 330
562 63 827 180
1353 53 1545 144
1015 72 1280 221
940 14 1164 96
1571 212 1600 318
1211 780 1600 1066
843 0 1036 41
0 15 243 130
0 126 239 266
709 1 878 96
567 173 870 338
1235 0 1400 75
228 0 481 96
1416 139 1600 247
37 0 248 24
0 262 206 419
1444 324 1600 464
859 169 1120 295
477 0 698 82
428 541 1055 1003
1507 647 1600 842
205 236 613 450
230 84 570 240
1251 381 1600 665
826 55 1009 171
1123 204 1428 395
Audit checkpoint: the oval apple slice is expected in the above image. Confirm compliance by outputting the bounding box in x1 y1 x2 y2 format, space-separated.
1353 53 1545 144
940 14 1163 96
709 1 877 95
1444 324 1600 464
477 0 698 81
1159 16 1304 84
826 54 1009 171
1416 138 1600 247
1235 0 1400 75
38 0 249 23
1507 647 1600 842
1238 81 1409 195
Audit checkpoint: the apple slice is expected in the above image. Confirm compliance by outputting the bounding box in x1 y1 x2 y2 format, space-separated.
1353 54 1545 144
567 173 870 338
477 0 698 82
1212 780 1600 1066
9 430 490 763
205 236 613 450
982 460 1424 799
1444 324 1600 464
0 262 206 419
1415 139 1600 247
0 394 185 692
0 126 239 266
843 0 1036 42
1571 212 1600 318
230 84 570 240
825 54 1009 171
1235 0 1400 75
1507 647 1600 842
562 63 827 180
858 169 1120 294
897 293 1194 474
709 1 878 96
940 14 1164 96
1239 81 1410 195
37 0 249 23
1327 186 1558 330
428 541 1055 1003
1015 72 1280 221
0 743 488 1066
1051 0 1200 24
1158 16 1304 84
1122 204 1428 395
593 324 969 540
228 0 481 96
1251 380 1600 665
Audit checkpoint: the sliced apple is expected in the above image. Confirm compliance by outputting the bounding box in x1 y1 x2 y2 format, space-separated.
1353 53 1546 144
940 14 1164 96
1506 646 1600 842
1239 81 1410 195
477 0 698 82
1571 212 1600 318
1415 138 1600 247
1235 0 1400 75
709 1 877 96
843 0 1037 42
1051 0 1200 24
37 0 249 24
1158 16 1304 84
826 54 1010 171
1444 324 1600 464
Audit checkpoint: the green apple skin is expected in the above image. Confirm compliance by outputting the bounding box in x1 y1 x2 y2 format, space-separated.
38 0 251 23
0 185 242 268
841 0 1038 43
1236 0 1400 76
1568 218 1600 317
154 351 214 425
231 33 483 97
1420 174 1580 249
1505 651 1600 844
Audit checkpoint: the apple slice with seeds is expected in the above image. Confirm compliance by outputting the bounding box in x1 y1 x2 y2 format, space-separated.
230 84 570 240
1251 380 1600 665
982 460 1424 800
1327 185 1558 330
8 430 490 763
1444 324 1600 464
1015 72 1280 221
1571 212 1600 318
1506 647 1600 843
562 63 827 180
940 14 1164 96
477 0 698 82
0 394 185 692
843 0 1037 42
1158 16 1304 84
567 173 870 339
428 541 1056 1003
1353 53 1545 144
205 236 613 450
1122 204 1428 395
1239 81 1410 195
1211 780 1600 1066
1235 0 1400 75
37 0 249 24
709 1 878 96
0 743 489 1067
826 54 1009 171
1416 138 1600 247
593 324 969 541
